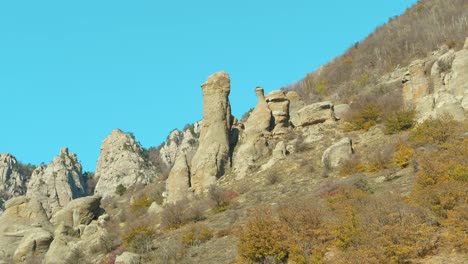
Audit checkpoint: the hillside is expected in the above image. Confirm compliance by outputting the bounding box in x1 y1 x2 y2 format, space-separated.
0 0 467 264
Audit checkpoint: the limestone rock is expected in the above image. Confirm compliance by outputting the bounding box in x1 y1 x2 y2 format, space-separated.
431 50 456 93
296 101 335 126
0 154 27 209
158 122 200 170
333 104 351 120
446 37 468 97
265 90 290 134
286 91 306 127
232 87 272 179
50 196 102 228
116 252 141 264
402 59 430 103
191 72 232 194
165 154 191 203
13 228 53 263
26 148 85 217
322 138 353 171
94 129 159 198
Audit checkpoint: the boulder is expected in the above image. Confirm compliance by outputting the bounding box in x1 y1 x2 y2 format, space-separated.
296 101 335 126
265 90 290 134
26 147 86 217
445 37 468 97
322 138 353 171
50 196 102 228
191 72 232 194
94 130 159 198
13 228 53 263
333 104 350 120
115 252 141 264
286 91 306 127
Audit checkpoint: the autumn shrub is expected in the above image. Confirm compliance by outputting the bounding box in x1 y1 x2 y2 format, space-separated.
122 225 155 254
383 107 416 134
131 196 152 211
339 154 365 176
343 98 382 131
237 207 289 263
363 144 395 172
208 185 239 212
392 141 414 168
160 200 206 229
409 114 464 146
180 223 213 247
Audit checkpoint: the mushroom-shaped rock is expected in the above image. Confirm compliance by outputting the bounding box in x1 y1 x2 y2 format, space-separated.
265 90 290 134
190 72 232 194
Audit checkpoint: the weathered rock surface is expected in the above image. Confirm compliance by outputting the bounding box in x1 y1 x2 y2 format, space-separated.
158 122 201 170
26 148 85 217
191 72 232 194
94 129 159 198
165 154 191 203
116 252 141 264
297 101 335 126
50 196 102 228
333 104 351 120
322 137 353 171
286 91 306 127
13 228 53 263
265 90 290 134
0 154 27 209
402 59 430 103
232 87 272 179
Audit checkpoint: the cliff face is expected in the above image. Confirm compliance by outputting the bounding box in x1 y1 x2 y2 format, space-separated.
94 129 159 198
26 148 85 217
0 154 27 210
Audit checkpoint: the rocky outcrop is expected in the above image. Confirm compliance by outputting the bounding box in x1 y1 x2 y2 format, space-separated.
322 138 353 171
165 154 191 203
0 154 27 209
13 228 53 263
50 196 102 228
333 104 351 120
296 101 335 126
409 38 468 121
158 122 201 170
232 87 272 179
286 91 306 127
191 72 232 194
26 148 85 217
402 59 430 103
265 90 290 134
116 252 141 264
94 129 159 198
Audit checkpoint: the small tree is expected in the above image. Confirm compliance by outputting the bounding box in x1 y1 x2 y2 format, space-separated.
115 184 127 196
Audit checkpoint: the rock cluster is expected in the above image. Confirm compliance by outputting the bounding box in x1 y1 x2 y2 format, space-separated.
94 129 159 198
26 148 85 217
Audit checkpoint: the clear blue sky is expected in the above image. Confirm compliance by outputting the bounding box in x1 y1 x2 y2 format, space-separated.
0 0 417 172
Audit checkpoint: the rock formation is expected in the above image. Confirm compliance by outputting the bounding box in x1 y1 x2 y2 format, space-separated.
232 87 272 179
407 37 468 121
265 90 290 134
296 101 336 126
26 148 85 217
165 154 191 203
286 91 306 127
190 72 232 194
322 137 353 171
402 59 430 103
0 154 27 209
94 129 159 198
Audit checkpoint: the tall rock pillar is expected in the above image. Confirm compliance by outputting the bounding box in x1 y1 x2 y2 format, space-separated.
190 72 231 194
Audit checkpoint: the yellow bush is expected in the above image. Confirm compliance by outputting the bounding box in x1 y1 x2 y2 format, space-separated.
180 223 213 247
131 196 153 210
122 225 155 253
393 141 414 168
409 114 464 146
237 207 289 263
384 108 416 134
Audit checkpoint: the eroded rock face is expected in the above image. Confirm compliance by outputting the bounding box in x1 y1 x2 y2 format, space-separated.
50 196 102 228
286 91 306 127
265 90 290 134
158 122 200 170
232 87 272 179
296 101 335 126
191 72 232 194
0 154 28 210
322 138 353 171
165 154 191 203
94 129 159 198
402 59 430 103
26 148 85 217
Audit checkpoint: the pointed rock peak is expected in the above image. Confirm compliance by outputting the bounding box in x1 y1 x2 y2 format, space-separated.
255 87 266 102
202 71 230 93
60 147 69 155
